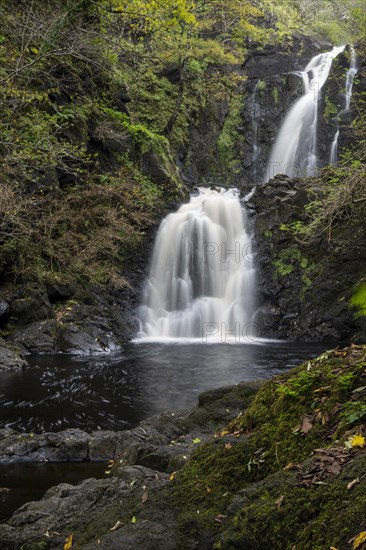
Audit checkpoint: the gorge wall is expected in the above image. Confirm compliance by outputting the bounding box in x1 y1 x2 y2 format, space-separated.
0 0 365 359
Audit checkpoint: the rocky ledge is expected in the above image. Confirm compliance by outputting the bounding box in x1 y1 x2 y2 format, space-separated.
0 345 365 549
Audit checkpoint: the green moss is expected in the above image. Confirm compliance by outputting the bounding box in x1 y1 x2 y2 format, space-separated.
216 95 245 177
172 345 366 548
350 282 366 317
273 258 294 276
257 80 266 94
217 455 366 550
323 96 338 121
272 87 279 105
273 247 317 295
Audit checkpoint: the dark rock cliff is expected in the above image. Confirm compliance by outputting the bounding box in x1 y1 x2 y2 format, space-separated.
0 37 364 362
179 34 334 187
246 174 366 343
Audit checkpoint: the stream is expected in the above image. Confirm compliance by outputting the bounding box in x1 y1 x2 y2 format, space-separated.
0 340 329 520
0 341 329 433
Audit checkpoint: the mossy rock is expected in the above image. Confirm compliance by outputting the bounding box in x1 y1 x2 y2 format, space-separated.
172 345 366 549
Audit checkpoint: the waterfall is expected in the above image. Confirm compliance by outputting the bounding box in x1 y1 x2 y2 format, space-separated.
344 47 357 111
329 130 340 164
263 45 345 182
329 47 358 165
137 188 255 342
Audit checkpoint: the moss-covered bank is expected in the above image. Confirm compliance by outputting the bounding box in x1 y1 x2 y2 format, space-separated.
173 345 366 549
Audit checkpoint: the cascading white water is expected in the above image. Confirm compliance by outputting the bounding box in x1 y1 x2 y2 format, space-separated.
345 47 358 111
263 45 345 182
329 130 340 164
137 188 255 342
329 47 358 164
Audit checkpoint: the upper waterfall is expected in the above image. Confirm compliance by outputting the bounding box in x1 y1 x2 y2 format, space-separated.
263 45 345 182
329 47 358 165
137 188 255 342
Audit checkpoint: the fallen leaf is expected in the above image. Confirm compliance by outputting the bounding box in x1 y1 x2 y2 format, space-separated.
347 478 360 490
131 516 136 524
64 534 73 550
300 416 313 434
275 495 284 509
220 430 230 436
352 434 365 448
206 487 212 493
224 442 232 450
353 531 366 549
193 438 201 444
169 472 176 481
330 547 339 550
352 386 366 394
215 514 226 523
110 520 124 531
104 470 111 475
108 460 115 468
327 462 341 475
142 491 148 503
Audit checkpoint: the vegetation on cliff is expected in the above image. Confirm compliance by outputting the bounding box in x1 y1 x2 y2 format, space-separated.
0 0 363 290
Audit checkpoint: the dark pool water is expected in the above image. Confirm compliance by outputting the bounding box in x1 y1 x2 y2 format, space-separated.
0 340 330 434
0 462 107 522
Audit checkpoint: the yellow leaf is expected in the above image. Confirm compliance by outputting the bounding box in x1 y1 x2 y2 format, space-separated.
64 534 73 550
352 434 365 448
131 516 136 524
353 531 366 549
193 437 201 444
169 472 176 481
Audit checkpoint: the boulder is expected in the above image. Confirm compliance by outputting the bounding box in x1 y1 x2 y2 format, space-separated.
0 338 26 372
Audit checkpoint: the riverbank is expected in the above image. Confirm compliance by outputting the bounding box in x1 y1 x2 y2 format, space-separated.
0 344 365 549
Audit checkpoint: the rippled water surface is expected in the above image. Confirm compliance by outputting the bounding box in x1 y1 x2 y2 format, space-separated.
0 341 329 433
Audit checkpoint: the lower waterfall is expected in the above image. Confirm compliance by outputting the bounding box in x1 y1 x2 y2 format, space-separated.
137 188 255 342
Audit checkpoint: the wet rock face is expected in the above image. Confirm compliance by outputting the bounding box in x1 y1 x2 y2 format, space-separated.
0 299 10 321
179 34 335 187
247 175 366 342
